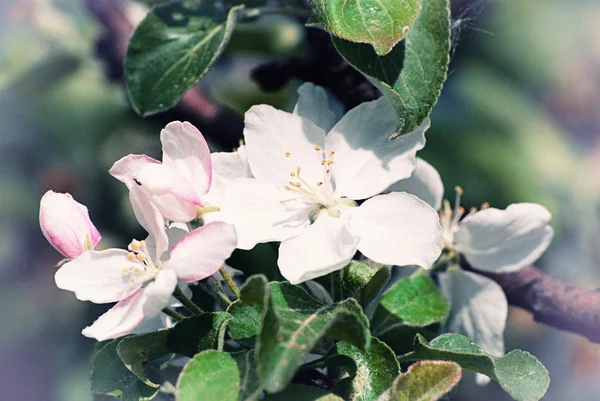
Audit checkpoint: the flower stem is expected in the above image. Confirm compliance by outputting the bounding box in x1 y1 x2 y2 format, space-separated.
173 287 204 315
162 307 185 322
198 276 232 308
220 267 241 299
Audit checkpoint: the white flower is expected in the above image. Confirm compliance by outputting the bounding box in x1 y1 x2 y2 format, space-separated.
54 189 237 341
39 191 101 258
218 83 443 284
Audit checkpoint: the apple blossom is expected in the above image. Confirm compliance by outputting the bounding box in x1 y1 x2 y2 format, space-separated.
217 83 443 284
39 190 101 258
54 187 237 341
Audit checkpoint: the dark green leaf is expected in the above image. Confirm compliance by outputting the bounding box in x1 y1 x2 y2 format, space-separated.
334 338 400 401
343 261 391 309
334 0 451 134
399 334 550 401
227 300 262 341
177 350 240 401
263 384 344 400
90 338 159 401
257 282 371 393
308 0 422 56
240 274 269 306
371 275 449 335
117 330 170 386
233 350 263 401
167 311 232 356
125 2 244 116
376 323 440 356
377 360 461 401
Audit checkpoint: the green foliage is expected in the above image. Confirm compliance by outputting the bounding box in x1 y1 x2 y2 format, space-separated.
227 300 262 341
166 311 233 355
371 275 449 335
377 360 461 401
233 350 263 401
334 0 451 134
125 2 244 116
90 338 159 401
263 384 344 400
400 334 550 401
117 330 170 387
307 0 422 56
342 261 391 309
176 350 240 401
334 338 400 401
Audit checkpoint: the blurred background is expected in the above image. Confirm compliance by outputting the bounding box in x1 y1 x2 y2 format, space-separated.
1 0 600 399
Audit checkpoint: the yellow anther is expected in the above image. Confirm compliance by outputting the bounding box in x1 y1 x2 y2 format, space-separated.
294 182 302 188
469 207 477 215
127 252 136 261
481 202 490 209
321 160 326 165
290 172 296 177
140 240 146 247
136 253 146 262
134 268 144 274
317 181 323 187
457 206 465 215
121 268 130 276
326 160 334 166
297 167 301 176
129 239 140 252
285 152 291 158
285 185 293 191
314 145 321 151
455 186 463 195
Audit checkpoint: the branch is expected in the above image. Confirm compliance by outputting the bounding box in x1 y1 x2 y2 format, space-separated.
461 259 600 343
87 0 243 149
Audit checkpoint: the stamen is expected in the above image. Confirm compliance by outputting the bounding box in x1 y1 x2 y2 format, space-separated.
326 160 334 166
314 145 321 151
285 152 291 157
453 186 463 216
297 167 301 176
317 181 323 187
469 207 477 215
121 268 130 276
129 239 141 252
330 151 335 156
136 253 146 262
290 172 296 177
451 206 465 228
127 252 136 261
481 202 490 209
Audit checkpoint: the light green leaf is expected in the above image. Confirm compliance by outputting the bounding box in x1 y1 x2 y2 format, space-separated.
308 0 422 56
377 360 461 401
334 337 400 401
371 275 449 335
334 0 451 134
399 334 550 401
343 261 391 309
125 2 244 116
177 350 240 401
263 384 344 400
227 300 262 341
90 338 159 401
257 281 371 393
233 350 263 401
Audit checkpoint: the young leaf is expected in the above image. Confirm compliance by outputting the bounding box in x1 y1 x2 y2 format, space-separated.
333 337 400 401
257 282 371 393
308 0 422 56
177 350 240 401
227 300 262 341
125 2 244 116
371 275 449 335
333 0 451 134
343 261 391 309
400 334 550 401
263 384 344 400
377 360 461 401
233 350 263 401
90 338 159 401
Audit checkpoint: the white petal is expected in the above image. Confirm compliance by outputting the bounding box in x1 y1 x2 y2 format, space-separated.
207 146 253 206
216 177 310 250
39 191 101 258
109 154 161 188
278 211 359 284
82 291 146 341
136 162 201 222
161 121 212 197
455 203 554 273
326 98 428 200
141 269 178 318
146 223 189 263
55 249 143 303
168 221 238 283
385 158 444 210
244 105 326 186
129 186 169 261
293 83 337 133
352 192 442 268
439 269 507 357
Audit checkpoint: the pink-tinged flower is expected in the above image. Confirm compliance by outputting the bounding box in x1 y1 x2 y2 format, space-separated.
109 121 212 223
54 198 237 341
39 191 101 258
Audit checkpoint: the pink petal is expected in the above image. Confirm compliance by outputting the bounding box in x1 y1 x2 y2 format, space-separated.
161 121 212 197
39 191 101 258
109 154 161 188
129 186 169 260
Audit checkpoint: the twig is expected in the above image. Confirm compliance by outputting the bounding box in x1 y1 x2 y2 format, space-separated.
461 258 600 343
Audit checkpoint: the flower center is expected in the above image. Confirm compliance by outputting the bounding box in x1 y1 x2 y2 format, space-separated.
440 187 486 250
119 239 161 296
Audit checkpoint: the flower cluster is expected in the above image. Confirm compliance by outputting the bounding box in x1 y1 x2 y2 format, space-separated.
40 83 553 347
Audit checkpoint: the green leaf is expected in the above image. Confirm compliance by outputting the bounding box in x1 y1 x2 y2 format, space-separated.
263 384 344 401
233 350 263 401
376 323 440 356
334 0 451 134
257 282 371 393
177 350 240 401
90 338 159 401
343 261 391 309
167 311 233 356
371 275 449 335
227 300 262 341
308 0 422 56
377 360 461 401
399 334 550 401
334 337 400 401
125 2 244 116
117 330 170 387
240 274 270 306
